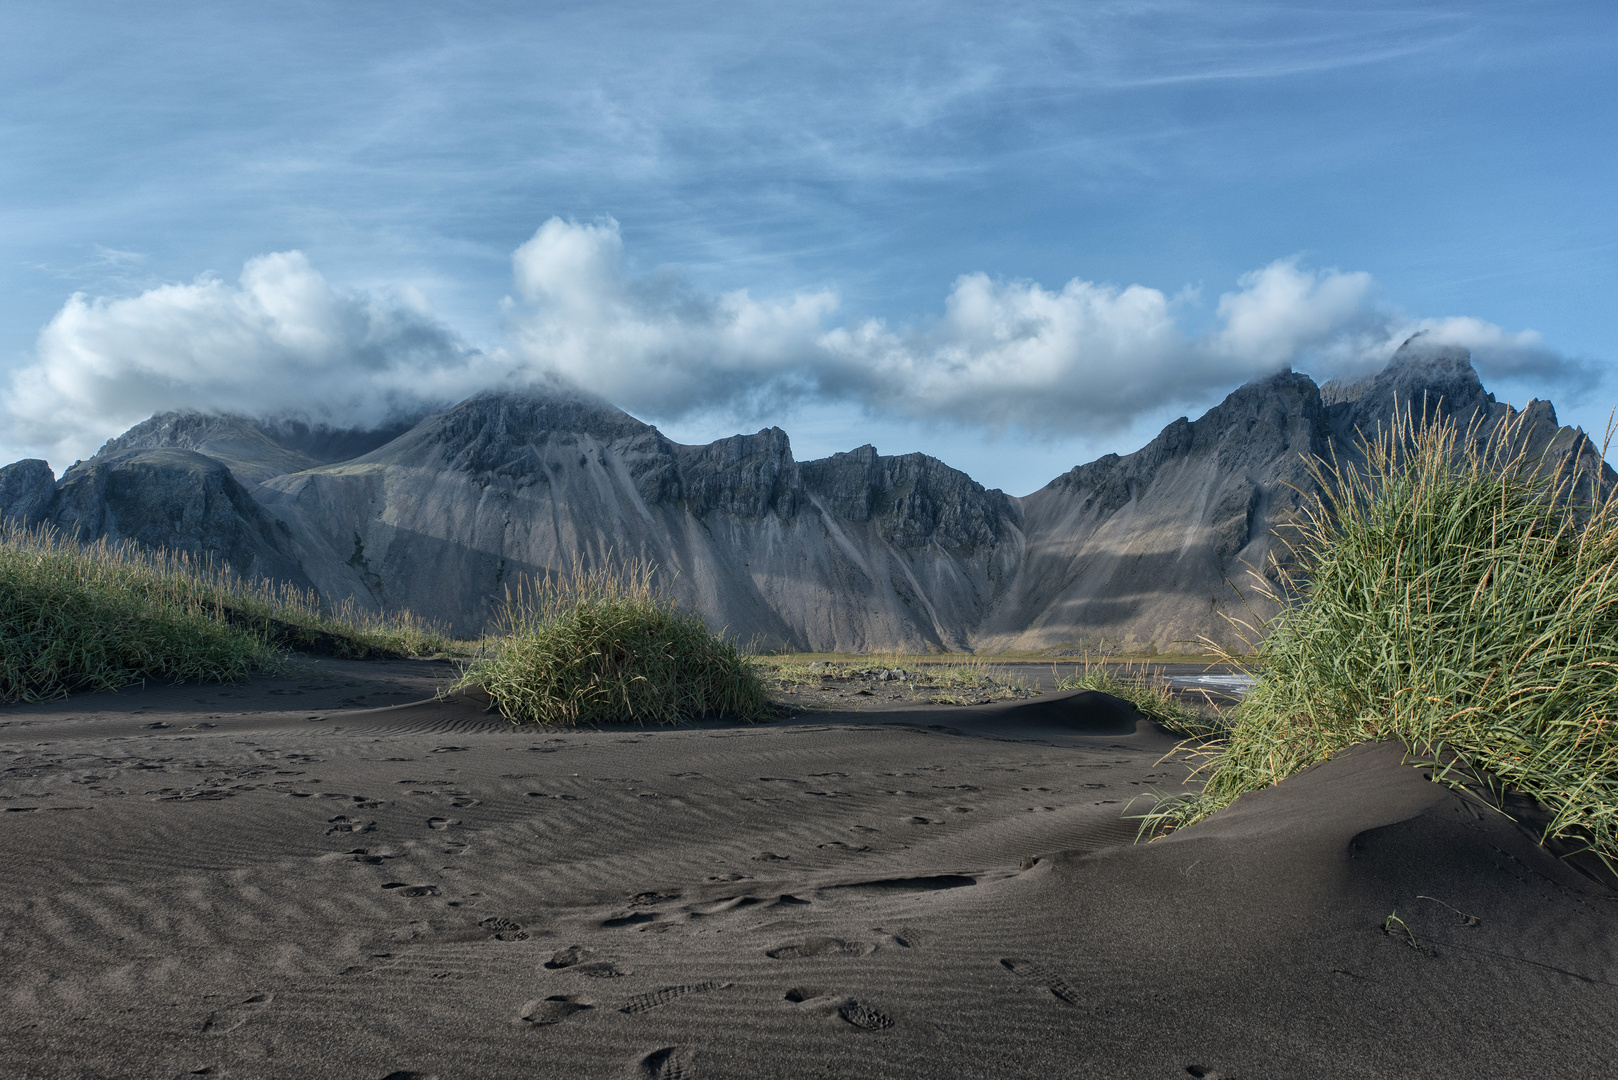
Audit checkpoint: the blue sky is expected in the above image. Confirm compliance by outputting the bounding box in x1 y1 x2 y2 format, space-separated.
3 1 1615 494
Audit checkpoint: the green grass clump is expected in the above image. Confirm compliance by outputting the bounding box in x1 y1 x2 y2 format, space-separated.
1148 407 1618 861
0 524 448 702
1054 662 1224 738
453 558 769 726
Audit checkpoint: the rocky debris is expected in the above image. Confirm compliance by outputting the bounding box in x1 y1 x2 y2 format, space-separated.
766 660 1036 709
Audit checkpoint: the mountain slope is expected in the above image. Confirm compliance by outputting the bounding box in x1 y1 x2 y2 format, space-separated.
254 391 1020 647
2 338 1606 652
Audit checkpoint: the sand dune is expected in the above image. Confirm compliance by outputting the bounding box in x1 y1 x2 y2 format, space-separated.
2 661 1616 1078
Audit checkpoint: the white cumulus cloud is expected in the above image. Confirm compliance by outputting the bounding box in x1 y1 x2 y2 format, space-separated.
502 224 1588 435
1206 257 1378 369
5 251 484 467
2 218 1591 471
504 217 837 417
818 274 1197 431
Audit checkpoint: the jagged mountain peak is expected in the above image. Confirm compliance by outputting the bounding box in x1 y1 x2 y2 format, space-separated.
348 385 662 477
93 411 325 485
93 408 429 484
1321 333 1489 415
800 443 1017 550
97 410 284 457
1042 367 1325 499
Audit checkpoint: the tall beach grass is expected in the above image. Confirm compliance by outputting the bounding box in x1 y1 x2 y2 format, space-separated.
453 557 769 726
1150 407 1618 862
0 523 448 703
1055 661 1224 738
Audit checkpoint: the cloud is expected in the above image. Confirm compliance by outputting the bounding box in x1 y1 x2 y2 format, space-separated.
503 218 1251 435
504 217 837 417
1407 315 1595 390
1206 258 1378 370
5 251 483 467
818 274 1199 431
4 219 1589 470
504 223 1588 435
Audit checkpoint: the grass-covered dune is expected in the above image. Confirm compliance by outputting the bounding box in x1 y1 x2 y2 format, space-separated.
0 523 447 702
1156 408 1618 863
453 558 769 725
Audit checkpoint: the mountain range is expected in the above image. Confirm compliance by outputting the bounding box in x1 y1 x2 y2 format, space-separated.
0 336 1604 653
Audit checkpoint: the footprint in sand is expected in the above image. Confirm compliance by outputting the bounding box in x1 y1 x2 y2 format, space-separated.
426 817 458 831
618 981 730 1015
199 992 273 1034
381 883 440 898
518 994 594 1025
837 1000 895 1031
1000 957 1083 1006
636 1046 696 1080
783 989 894 1032
766 937 875 960
325 816 376 835
379 1072 439 1080
347 848 398 864
478 916 528 941
544 945 598 970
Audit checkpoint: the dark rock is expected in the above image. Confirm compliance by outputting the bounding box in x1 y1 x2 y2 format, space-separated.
0 459 56 528
677 428 798 519
800 445 1017 550
49 448 311 587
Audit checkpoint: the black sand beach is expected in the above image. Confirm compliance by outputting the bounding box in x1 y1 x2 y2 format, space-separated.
3 660 1616 1078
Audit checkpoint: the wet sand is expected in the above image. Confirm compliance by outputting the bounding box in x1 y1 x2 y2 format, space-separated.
2 659 1615 1078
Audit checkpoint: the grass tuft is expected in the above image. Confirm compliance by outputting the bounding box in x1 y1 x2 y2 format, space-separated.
1142 405 1618 862
1055 661 1225 738
453 557 769 726
0 523 449 703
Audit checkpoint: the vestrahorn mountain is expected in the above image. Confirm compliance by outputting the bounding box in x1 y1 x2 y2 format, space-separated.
1 337 1604 653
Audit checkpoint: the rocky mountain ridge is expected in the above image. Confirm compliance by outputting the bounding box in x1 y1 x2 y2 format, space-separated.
2 337 1606 652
